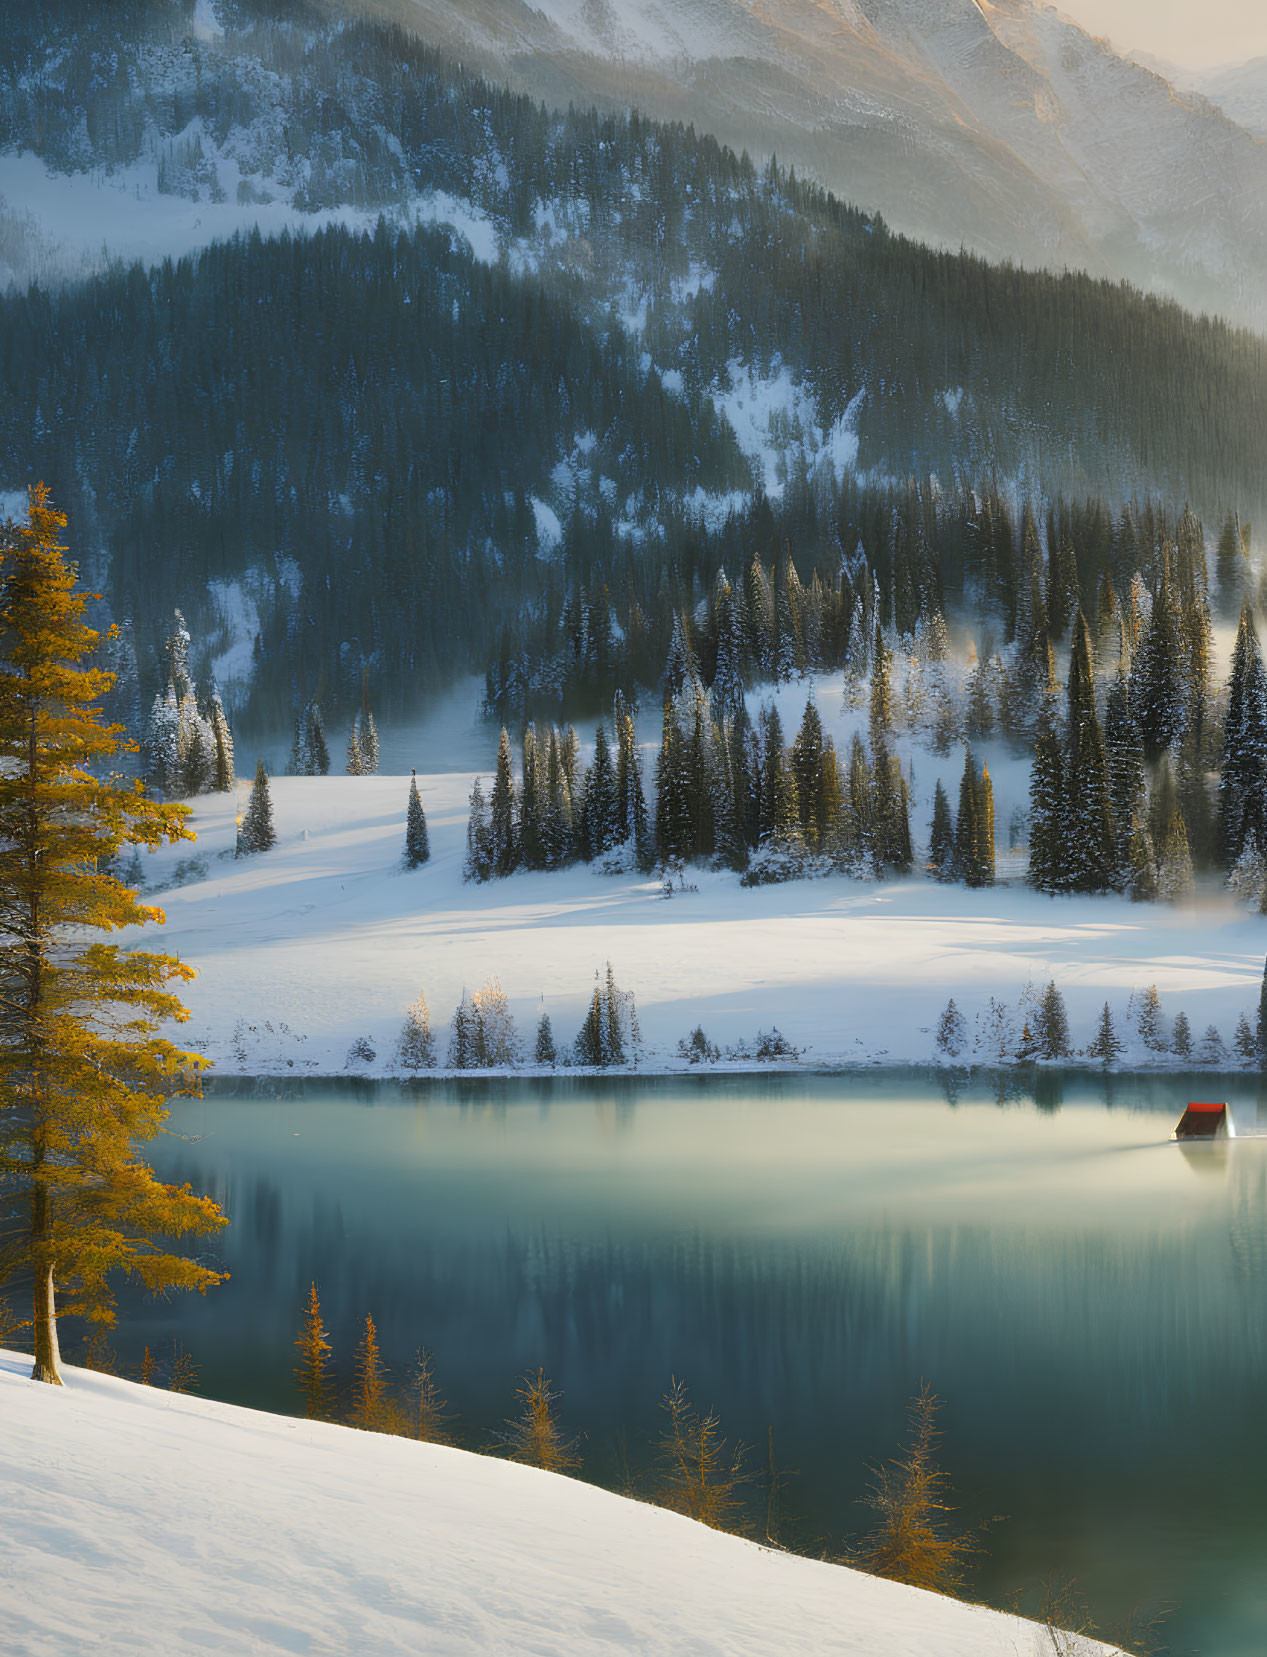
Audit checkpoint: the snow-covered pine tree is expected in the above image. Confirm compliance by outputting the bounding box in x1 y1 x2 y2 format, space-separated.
238 758 275 854
1134 985 1166 1052
955 748 981 887
534 1012 557 1067
210 692 234 791
1028 715 1065 893
1063 611 1114 893
448 990 476 1067
544 729 574 869
464 778 493 882
1198 1024 1226 1065
1089 1002 1123 1066
146 685 181 796
575 979 605 1067
1171 1012 1193 1060
1157 810 1194 903
654 692 691 864
403 771 429 867
710 571 746 716
928 781 955 881
358 672 379 774
396 990 435 1070
287 711 308 777
469 977 518 1066
613 692 652 867
1035 981 1071 1059
790 698 825 851
935 998 966 1057
1219 603 1267 868
1127 809 1159 901
518 725 545 870
176 690 214 797
869 623 894 751
1257 955 1267 1067
583 720 619 858
976 761 995 886
816 737 846 862
345 722 364 776
760 704 800 846
1234 1012 1256 1064
1104 666 1144 890
847 734 876 871
1131 559 1185 761
305 702 330 775
490 727 518 876
873 741 913 874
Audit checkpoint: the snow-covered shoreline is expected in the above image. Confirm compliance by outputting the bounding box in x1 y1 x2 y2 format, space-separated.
0 1351 1119 1657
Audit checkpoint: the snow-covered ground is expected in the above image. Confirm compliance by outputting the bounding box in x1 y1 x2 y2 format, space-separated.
0 1351 1115 1657
131 678 1267 1078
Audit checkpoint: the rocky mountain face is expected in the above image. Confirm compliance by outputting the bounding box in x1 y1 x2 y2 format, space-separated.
358 0 1267 327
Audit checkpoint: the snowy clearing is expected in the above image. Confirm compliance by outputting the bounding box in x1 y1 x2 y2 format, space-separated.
132 675 1267 1079
0 1352 1114 1657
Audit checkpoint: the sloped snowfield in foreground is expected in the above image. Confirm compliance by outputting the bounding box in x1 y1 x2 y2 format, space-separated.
0 1352 1114 1657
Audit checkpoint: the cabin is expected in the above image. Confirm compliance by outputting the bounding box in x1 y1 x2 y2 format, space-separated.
1173 1102 1231 1140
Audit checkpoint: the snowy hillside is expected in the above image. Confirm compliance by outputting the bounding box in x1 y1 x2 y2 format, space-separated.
366 0 1267 325
132 679 1267 1079
0 1350 1117 1657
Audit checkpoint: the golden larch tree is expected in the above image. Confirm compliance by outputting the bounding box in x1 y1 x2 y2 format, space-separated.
0 487 226 1384
294 1280 333 1420
500 1367 580 1472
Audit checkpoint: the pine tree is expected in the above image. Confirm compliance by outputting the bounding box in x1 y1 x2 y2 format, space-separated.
410 1348 451 1444
403 771 429 867
1064 612 1114 893
0 487 226 1383
305 702 330 776
955 748 981 887
1235 1013 1256 1064
210 692 234 791
518 725 545 870
1257 955 1267 1066
1035 981 1071 1059
535 1012 557 1067
1028 716 1065 893
977 761 995 886
613 692 651 866
357 671 379 774
1199 1024 1226 1065
490 726 518 876
351 1313 391 1432
464 779 493 882
295 1282 333 1420
448 990 477 1068
583 721 619 858
1220 604 1267 867
396 990 435 1070
500 1369 580 1472
1089 1002 1123 1065
345 722 364 776
1157 810 1194 903
790 698 825 850
1104 667 1144 889
656 1377 747 1530
1171 1012 1193 1060
238 757 275 854
870 624 894 751
856 1383 971 1594
1135 985 1166 1052
1132 560 1185 761
935 998 966 1057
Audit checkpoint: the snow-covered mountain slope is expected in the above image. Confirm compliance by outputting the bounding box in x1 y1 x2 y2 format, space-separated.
1180 57 1267 139
362 0 1267 325
0 1349 1117 1657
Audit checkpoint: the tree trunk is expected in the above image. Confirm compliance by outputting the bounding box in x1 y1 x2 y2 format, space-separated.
32 1261 63 1385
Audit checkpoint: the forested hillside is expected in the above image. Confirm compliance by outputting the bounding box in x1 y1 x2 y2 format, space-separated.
1 0 1266 734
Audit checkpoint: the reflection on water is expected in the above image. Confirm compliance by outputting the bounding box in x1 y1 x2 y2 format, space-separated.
121 1071 1267 1657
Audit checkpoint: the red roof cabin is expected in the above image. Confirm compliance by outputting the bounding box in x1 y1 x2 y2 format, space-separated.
1173 1102 1231 1140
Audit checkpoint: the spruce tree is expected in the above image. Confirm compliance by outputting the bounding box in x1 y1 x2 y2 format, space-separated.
790 698 825 850
238 758 275 854
0 487 226 1383
955 748 981 887
306 702 330 775
1135 986 1166 1052
869 623 894 751
1035 982 1071 1059
1132 561 1185 761
1235 1013 1256 1064
1171 1012 1193 1060
1257 955 1267 1066
1219 604 1267 867
1089 1002 1123 1066
935 998 966 1057
490 726 518 876
1157 810 1194 903
1063 612 1114 893
927 781 955 881
345 722 364 776
535 1012 557 1067
1104 667 1144 889
210 692 234 791
613 692 651 865
1028 717 1065 893
357 671 379 775
976 761 995 886
584 721 619 858
294 1282 333 1420
396 990 435 1070
464 778 493 882
654 693 691 863
403 771 429 867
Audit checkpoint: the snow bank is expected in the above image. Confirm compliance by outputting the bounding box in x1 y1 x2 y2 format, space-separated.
0 1352 1112 1657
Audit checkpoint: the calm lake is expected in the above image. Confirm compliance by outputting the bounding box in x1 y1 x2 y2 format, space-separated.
127 1072 1267 1656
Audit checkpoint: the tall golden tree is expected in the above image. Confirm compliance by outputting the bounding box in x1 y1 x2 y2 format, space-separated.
294 1281 333 1420
0 487 226 1384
